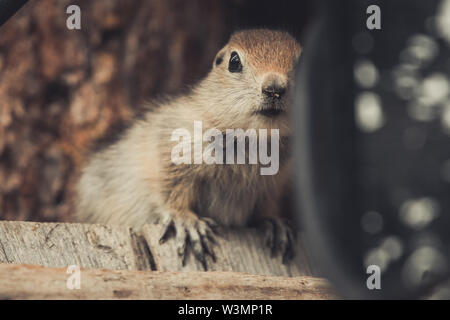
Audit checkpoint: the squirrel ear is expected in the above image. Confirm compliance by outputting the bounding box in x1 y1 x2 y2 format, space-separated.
213 46 227 68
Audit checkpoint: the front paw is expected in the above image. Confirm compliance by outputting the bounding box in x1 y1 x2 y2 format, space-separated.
260 217 296 264
159 211 219 270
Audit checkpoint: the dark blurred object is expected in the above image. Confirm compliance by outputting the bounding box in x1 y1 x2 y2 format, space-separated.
295 0 450 298
227 0 312 41
0 0 28 26
0 0 312 222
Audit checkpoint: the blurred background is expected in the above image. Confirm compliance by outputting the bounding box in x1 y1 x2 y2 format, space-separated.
293 0 450 298
0 0 312 222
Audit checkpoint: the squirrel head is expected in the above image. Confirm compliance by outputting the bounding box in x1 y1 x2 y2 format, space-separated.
202 29 301 135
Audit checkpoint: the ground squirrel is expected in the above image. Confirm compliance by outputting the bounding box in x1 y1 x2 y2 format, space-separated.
76 29 302 268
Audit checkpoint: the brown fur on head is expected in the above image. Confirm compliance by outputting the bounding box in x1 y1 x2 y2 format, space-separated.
198 29 301 135
227 29 301 75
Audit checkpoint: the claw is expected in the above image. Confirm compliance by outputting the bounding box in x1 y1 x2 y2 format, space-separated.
159 215 174 244
202 217 223 236
158 212 219 269
187 227 207 270
197 221 217 261
262 220 275 254
175 226 187 263
283 227 295 264
260 218 296 263
200 234 216 262
206 228 218 244
203 217 219 230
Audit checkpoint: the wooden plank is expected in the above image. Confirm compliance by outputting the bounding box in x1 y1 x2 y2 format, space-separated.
0 264 336 300
0 221 315 277
142 223 314 276
0 221 152 270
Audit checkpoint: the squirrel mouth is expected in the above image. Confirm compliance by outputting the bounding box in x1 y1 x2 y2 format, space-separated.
258 108 283 117
256 98 286 117
257 101 284 117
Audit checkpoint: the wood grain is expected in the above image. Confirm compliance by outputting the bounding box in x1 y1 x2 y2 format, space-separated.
0 221 152 270
0 221 333 299
0 221 314 277
0 264 335 300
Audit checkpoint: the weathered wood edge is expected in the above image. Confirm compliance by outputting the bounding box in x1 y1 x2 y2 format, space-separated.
0 264 336 300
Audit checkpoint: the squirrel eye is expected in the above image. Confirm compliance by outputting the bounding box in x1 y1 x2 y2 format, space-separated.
228 51 242 73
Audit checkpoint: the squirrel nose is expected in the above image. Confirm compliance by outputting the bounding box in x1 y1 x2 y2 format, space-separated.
262 84 286 99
